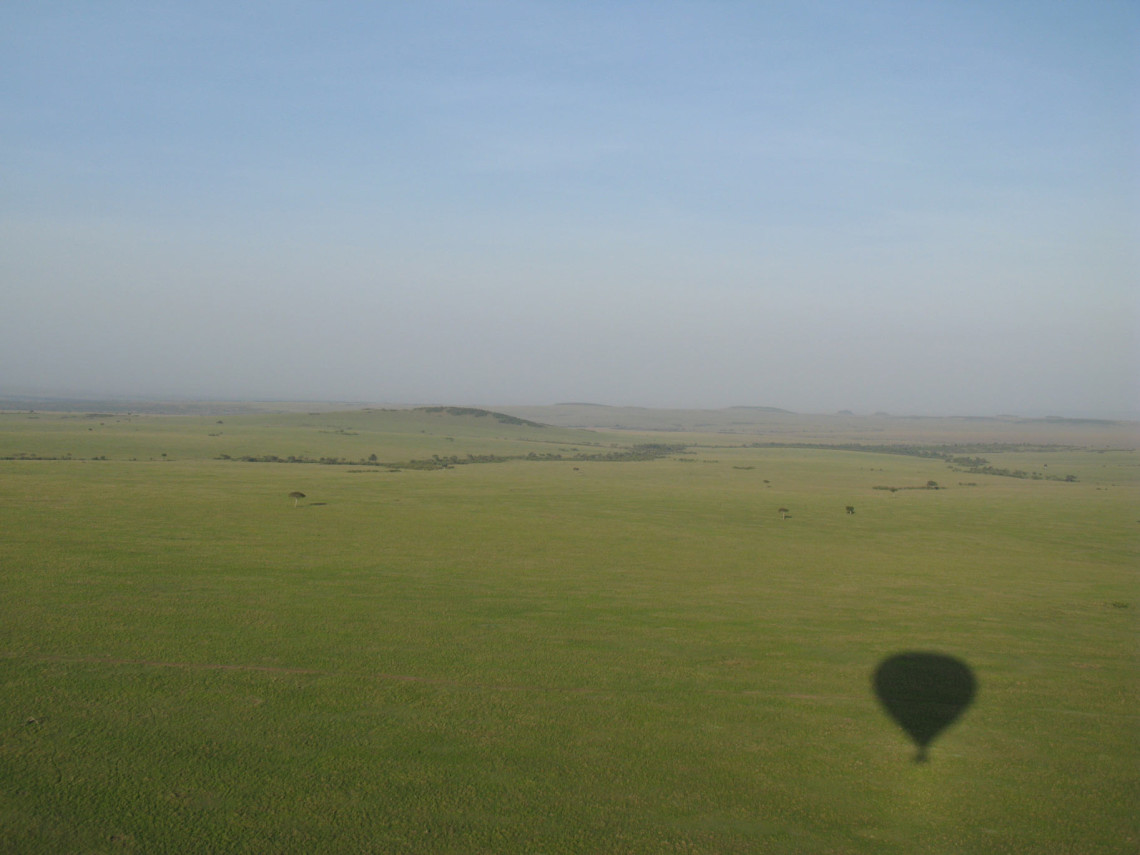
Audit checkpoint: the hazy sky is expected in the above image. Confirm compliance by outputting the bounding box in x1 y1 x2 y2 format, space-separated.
2 1 1136 416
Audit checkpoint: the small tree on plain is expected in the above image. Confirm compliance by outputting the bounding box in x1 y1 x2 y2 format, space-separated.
289 491 306 507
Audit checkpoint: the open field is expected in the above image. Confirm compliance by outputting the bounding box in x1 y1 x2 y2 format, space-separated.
1 406 1136 853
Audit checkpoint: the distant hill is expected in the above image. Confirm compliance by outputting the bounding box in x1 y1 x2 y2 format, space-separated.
0 395 363 416
3 394 1134 446
413 406 547 428
494 404 803 432
492 404 1138 445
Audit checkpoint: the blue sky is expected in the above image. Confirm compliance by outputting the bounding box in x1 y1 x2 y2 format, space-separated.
2 1 1136 415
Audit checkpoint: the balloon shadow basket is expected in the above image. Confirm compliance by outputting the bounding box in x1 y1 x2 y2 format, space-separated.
873 652 977 763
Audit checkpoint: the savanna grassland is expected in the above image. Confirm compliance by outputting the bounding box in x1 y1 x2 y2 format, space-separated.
0 405 1136 854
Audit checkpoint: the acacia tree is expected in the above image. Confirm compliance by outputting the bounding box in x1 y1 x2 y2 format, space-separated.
289 491 306 507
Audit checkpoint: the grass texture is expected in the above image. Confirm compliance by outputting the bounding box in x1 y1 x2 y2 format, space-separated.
0 408 1136 853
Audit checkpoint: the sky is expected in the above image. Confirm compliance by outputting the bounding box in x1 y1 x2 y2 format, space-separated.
1 1 1136 416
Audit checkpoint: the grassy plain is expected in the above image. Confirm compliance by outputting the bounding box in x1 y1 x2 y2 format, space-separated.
0 406 1136 853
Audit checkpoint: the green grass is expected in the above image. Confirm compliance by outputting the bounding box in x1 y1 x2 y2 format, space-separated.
0 409 1136 853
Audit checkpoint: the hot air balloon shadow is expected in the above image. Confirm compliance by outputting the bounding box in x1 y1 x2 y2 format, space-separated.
873 652 977 763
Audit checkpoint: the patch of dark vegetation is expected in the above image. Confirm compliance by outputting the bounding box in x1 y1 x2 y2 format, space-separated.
748 440 1077 456
1 452 105 461
874 481 943 492
875 483 939 494
217 443 689 471
2 452 75 460
415 406 547 427
740 442 1080 482
947 458 1078 481
584 443 690 462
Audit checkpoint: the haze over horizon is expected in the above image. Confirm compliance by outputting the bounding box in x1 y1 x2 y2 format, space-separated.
2 2 1136 419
